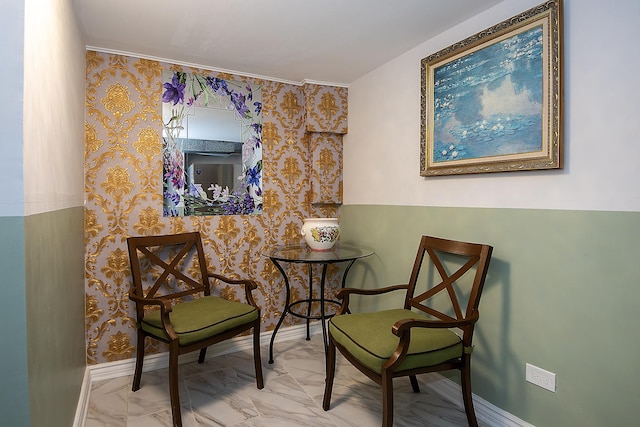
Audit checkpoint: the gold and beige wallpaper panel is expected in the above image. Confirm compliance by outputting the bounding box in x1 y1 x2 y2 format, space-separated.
84 51 347 364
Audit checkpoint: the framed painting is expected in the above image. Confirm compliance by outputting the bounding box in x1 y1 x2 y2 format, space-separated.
421 0 563 176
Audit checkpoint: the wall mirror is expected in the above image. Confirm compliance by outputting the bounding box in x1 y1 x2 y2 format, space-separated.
162 70 262 216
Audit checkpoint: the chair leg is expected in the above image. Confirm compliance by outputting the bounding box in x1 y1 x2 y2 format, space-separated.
168 344 182 427
409 375 420 393
322 338 337 410
253 320 264 389
132 332 145 391
198 347 207 363
381 369 394 427
461 356 479 427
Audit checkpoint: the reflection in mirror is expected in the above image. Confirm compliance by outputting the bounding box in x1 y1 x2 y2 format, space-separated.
162 70 262 216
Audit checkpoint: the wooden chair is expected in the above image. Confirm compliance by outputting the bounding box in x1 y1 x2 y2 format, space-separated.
322 235 493 427
127 231 264 427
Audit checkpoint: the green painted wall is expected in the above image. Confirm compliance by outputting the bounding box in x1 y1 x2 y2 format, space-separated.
340 205 639 427
0 217 29 426
25 207 86 427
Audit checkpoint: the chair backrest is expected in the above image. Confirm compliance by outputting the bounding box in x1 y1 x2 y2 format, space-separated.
127 232 210 319
404 236 493 340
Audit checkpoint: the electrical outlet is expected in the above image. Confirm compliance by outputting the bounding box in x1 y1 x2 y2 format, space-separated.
526 363 556 392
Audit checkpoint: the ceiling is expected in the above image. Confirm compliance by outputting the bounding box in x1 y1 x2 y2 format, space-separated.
72 0 502 85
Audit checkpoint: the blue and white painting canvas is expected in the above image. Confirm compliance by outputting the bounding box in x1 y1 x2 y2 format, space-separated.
432 25 544 164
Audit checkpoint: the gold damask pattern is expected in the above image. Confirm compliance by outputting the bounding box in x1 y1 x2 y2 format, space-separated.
84 51 346 364
311 133 343 204
302 84 347 205
101 83 134 120
303 83 348 134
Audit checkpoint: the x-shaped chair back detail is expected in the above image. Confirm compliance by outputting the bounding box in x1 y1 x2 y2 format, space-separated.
404 236 493 343
128 232 209 305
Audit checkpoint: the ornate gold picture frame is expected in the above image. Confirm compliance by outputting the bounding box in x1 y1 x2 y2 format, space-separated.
421 0 563 176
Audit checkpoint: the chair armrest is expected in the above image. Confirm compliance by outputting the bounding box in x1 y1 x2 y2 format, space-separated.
391 310 479 336
208 273 258 290
208 273 260 308
129 292 174 313
336 284 409 299
128 292 178 339
336 284 409 314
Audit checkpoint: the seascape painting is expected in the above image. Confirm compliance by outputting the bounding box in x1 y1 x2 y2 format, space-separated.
421 0 562 176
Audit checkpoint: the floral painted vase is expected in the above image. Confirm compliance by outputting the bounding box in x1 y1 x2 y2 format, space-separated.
301 218 340 251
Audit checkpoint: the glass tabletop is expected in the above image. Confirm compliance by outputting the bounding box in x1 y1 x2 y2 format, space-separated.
264 244 374 263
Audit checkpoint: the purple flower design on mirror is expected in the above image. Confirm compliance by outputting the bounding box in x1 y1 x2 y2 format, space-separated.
161 70 262 217
162 73 185 105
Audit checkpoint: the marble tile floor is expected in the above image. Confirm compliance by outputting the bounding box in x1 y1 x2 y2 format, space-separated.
86 334 483 426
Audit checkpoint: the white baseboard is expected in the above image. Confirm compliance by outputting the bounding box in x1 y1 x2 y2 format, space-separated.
73 367 91 427
75 322 532 427
424 374 534 427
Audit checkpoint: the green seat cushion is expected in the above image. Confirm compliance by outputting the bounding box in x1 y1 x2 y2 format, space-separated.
329 308 462 374
141 296 258 346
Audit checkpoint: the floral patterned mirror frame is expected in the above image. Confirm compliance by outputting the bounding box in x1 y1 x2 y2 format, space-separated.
162 70 262 216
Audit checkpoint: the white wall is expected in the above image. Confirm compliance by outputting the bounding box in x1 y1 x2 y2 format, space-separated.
344 0 640 213
23 0 85 216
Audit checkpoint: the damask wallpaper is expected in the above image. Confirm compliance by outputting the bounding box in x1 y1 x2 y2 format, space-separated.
84 51 347 365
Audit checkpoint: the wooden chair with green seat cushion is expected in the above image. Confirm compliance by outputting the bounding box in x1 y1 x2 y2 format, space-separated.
127 231 264 427
322 235 493 427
